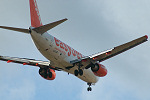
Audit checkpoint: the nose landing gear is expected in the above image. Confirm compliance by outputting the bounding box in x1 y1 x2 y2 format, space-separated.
87 83 92 91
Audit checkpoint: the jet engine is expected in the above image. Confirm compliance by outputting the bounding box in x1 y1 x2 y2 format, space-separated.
39 68 56 80
91 63 107 77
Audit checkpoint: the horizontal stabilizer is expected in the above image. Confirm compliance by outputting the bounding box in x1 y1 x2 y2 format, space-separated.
33 18 68 34
0 26 29 34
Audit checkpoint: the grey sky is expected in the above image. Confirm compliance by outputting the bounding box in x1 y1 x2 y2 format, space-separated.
0 0 150 100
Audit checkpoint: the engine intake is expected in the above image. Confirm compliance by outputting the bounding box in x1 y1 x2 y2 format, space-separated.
91 63 107 77
39 68 56 80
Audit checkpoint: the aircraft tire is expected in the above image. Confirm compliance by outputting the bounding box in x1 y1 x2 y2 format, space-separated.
79 69 83 76
87 87 92 91
74 70 79 76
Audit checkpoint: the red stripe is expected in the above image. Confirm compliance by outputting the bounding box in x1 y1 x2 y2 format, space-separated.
30 0 43 27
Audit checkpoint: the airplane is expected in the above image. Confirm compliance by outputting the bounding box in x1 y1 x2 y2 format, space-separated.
0 0 148 91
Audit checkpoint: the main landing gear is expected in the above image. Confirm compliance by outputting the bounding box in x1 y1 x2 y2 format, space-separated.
74 69 83 76
87 83 92 91
74 62 84 76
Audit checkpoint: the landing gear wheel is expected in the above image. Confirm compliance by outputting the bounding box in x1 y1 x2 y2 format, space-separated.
87 87 92 91
87 83 92 91
78 69 83 76
74 70 79 76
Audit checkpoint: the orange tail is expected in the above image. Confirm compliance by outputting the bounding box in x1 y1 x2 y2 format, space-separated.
30 0 43 27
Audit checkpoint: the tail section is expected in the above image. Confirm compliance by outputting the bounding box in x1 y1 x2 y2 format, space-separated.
0 0 67 34
30 0 43 27
33 18 67 34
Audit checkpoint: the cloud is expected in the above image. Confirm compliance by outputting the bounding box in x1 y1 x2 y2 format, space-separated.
0 79 36 100
0 0 150 100
78 0 150 100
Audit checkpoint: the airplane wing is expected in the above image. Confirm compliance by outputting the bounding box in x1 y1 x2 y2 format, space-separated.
0 55 62 71
90 35 148 62
71 35 148 65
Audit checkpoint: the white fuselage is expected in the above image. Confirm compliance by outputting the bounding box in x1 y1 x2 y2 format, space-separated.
30 30 99 83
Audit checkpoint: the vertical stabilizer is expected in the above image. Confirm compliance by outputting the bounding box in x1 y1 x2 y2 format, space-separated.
30 0 43 27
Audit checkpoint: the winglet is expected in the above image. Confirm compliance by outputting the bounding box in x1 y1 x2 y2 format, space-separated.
145 35 148 39
32 18 68 34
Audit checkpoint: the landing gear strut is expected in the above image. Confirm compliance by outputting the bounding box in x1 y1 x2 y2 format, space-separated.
87 83 92 91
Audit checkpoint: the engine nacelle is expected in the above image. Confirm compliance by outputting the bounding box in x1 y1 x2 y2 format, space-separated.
91 63 107 77
39 68 56 80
